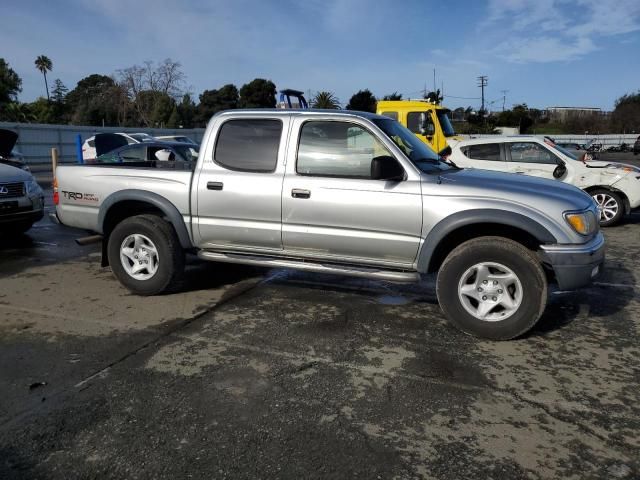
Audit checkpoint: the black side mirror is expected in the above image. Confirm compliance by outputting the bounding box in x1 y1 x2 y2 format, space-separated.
553 164 567 179
371 155 405 181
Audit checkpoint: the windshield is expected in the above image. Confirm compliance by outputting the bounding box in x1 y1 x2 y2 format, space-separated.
174 145 199 161
548 143 580 160
436 110 456 137
372 118 456 173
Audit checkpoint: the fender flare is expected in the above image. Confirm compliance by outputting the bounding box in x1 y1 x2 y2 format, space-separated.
417 209 556 273
97 189 193 249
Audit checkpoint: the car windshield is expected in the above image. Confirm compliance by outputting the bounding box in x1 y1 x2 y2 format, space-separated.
436 110 456 137
372 118 457 173
174 145 199 161
550 143 579 160
129 134 154 142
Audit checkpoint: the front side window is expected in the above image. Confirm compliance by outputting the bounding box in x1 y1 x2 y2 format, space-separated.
508 142 558 164
214 119 282 172
463 143 502 161
407 111 436 136
297 121 392 178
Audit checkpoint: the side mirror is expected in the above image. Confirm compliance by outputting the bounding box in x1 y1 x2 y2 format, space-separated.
371 155 405 181
553 164 567 179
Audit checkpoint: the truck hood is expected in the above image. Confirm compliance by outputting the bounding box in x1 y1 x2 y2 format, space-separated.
434 168 593 211
0 161 32 182
0 129 18 158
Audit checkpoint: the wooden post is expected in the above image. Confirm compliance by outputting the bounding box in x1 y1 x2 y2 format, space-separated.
51 147 58 177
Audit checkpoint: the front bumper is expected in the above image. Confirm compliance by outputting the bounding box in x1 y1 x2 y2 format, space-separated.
540 232 605 290
0 195 44 225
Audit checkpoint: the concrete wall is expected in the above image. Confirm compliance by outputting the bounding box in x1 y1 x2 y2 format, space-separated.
0 122 206 164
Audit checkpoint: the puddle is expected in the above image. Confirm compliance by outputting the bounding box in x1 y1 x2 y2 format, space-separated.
376 295 410 306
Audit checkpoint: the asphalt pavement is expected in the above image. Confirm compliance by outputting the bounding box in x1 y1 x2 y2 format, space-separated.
0 166 639 479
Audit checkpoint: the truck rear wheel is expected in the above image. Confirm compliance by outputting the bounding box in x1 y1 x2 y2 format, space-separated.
436 236 547 340
107 214 184 295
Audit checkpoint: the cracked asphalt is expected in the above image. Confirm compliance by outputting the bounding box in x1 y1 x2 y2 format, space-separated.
0 171 639 479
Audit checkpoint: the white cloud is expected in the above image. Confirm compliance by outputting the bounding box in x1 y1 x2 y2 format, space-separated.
485 0 640 63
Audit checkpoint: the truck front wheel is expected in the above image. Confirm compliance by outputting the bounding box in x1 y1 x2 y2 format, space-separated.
436 236 547 340
107 214 185 295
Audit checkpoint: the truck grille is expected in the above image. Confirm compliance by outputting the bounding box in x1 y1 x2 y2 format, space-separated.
0 182 25 199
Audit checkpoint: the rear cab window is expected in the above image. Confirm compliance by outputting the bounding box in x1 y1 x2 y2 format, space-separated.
214 119 283 172
462 143 503 161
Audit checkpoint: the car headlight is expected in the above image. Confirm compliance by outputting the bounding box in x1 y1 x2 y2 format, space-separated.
26 178 42 195
564 210 598 235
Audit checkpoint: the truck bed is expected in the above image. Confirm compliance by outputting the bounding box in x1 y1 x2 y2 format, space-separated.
55 163 194 232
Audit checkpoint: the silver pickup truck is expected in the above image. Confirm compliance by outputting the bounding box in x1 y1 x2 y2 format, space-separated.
55 110 604 340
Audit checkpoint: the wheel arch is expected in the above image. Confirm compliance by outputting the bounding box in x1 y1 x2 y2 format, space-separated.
418 210 556 274
583 185 630 214
98 190 193 266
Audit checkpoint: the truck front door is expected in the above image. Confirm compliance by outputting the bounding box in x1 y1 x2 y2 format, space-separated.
193 117 289 251
282 118 423 267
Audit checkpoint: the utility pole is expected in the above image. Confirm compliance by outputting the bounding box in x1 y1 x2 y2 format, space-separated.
501 89 508 111
433 68 436 92
477 75 488 113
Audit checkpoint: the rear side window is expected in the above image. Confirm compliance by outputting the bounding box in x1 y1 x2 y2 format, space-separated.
381 111 398 120
214 119 282 172
463 143 502 161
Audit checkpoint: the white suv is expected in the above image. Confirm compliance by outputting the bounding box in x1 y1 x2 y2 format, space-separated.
449 136 640 226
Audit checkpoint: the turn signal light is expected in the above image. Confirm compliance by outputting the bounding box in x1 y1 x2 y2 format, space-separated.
53 177 59 205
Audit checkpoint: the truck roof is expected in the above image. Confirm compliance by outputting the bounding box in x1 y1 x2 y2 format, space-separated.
213 109 389 121
377 100 449 110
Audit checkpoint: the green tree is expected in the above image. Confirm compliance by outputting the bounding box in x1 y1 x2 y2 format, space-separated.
0 58 22 106
66 74 122 126
34 55 53 101
239 78 276 108
197 84 239 124
346 89 377 112
1 102 35 123
310 91 340 109
177 94 197 128
382 92 402 101
166 106 180 128
611 91 640 132
28 97 55 123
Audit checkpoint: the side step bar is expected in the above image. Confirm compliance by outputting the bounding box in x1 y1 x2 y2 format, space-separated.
197 251 420 283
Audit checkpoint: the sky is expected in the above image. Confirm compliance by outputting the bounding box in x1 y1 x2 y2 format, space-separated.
2 0 640 111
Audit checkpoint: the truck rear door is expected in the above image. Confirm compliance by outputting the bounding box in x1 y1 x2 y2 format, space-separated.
193 116 290 251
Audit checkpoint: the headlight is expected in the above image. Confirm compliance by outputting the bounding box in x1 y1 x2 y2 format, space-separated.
564 210 598 235
26 178 42 195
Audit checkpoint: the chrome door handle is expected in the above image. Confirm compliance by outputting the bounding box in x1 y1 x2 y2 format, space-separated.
207 181 224 190
291 189 311 199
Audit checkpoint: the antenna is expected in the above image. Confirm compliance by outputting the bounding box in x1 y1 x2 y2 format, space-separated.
500 89 509 111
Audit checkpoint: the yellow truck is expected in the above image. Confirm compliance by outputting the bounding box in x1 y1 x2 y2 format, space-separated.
376 100 463 154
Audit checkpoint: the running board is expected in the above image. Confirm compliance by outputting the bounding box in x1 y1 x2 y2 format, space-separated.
197 251 420 283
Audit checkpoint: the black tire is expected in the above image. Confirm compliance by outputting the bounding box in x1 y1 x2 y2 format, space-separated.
590 188 624 227
436 236 547 340
107 214 185 295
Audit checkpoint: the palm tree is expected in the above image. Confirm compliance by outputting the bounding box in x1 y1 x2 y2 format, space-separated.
311 91 340 109
34 55 53 101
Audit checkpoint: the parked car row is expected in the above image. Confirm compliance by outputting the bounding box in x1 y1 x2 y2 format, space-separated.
82 132 198 160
